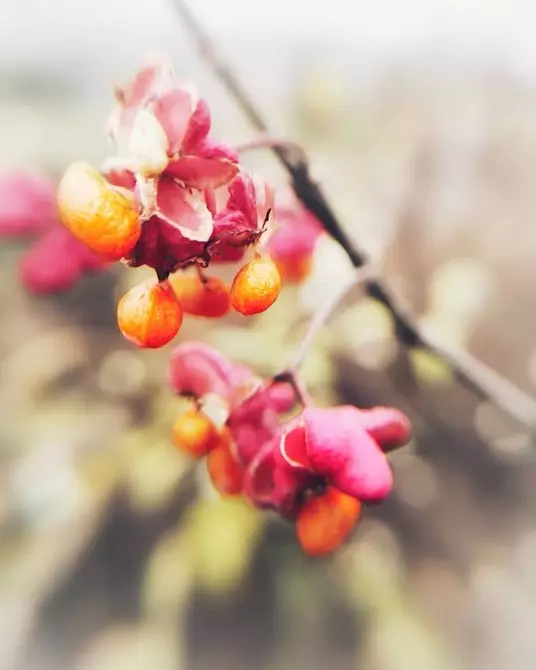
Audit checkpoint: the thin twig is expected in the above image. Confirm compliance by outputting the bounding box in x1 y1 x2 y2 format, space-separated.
273 269 369 407
234 135 309 165
289 269 370 372
170 0 536 431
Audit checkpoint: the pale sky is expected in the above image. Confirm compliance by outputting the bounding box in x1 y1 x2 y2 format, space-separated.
3 0 536 77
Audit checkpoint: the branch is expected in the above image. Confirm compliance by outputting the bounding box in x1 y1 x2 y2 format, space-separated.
171 0 536 432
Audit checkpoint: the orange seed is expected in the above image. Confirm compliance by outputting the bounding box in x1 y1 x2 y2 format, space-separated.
171 409 220 458
116 279 183 348
230 255 281 316
296 486 361 557
275 253 314 284
206 438 243 496
169 272 230 318
58 161 141 262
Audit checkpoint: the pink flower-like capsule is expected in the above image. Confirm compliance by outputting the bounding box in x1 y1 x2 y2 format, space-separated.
0 171 57 237
279 406 394 502
104 59 239 247
241 403 412 518
19 226 105 295
267 201 323 283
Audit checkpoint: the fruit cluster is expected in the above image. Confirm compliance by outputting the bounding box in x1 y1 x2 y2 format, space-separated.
0 58 413 557
168 343 412 556
53 59 322 348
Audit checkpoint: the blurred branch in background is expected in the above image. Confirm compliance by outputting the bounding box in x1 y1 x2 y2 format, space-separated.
171 0 536 436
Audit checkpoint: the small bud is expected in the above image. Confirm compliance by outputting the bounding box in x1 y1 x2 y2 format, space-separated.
116 279 183 348
296 487 361 557
230 255 281 316
170 272 230 318
58 161 141 262
172 409 219 458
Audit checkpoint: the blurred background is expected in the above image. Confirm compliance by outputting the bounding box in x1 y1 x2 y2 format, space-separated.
1 1 536 669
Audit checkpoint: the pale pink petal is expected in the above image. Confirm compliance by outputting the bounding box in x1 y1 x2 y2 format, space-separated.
181 99 211 153
151 88 196 155
194 138 239 163
109 60 174 144
102 168 136 191
303 406 393 502
165 156 239 189
156 177 213 242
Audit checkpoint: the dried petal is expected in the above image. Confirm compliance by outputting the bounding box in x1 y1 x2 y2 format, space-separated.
181 99 211 153
126 108 169 177
166 154 238 190
151 88 196 155
128 216 205 275
156 177 213 242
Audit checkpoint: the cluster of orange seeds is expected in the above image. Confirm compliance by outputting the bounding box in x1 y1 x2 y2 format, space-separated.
57 162 283 349
171 408 243 496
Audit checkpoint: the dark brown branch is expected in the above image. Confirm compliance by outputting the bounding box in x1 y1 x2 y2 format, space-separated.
170 0 536 432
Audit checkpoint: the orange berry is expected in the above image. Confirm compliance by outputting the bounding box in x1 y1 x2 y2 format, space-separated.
230 255 281 316
57 161 141 262
171 409 219 458
296 487 361 557
169 272 230 318
275 253 313 284
206 439 243 496
116 279 183 348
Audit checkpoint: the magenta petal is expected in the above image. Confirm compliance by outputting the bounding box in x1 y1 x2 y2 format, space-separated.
181 99 211 153
303 406 393 502
152 88 195 155
280 421 311 470
19 227 81 294
244 440 307 516
165 156 238 190
358 407 412 451
268 206 323 261
156 177 213 242
223 173 257 229
167 342 246 400
231 421 275 468
0 172 57 237
265 381 295 413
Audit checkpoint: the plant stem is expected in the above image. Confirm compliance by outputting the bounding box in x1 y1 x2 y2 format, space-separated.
171 0 536 433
